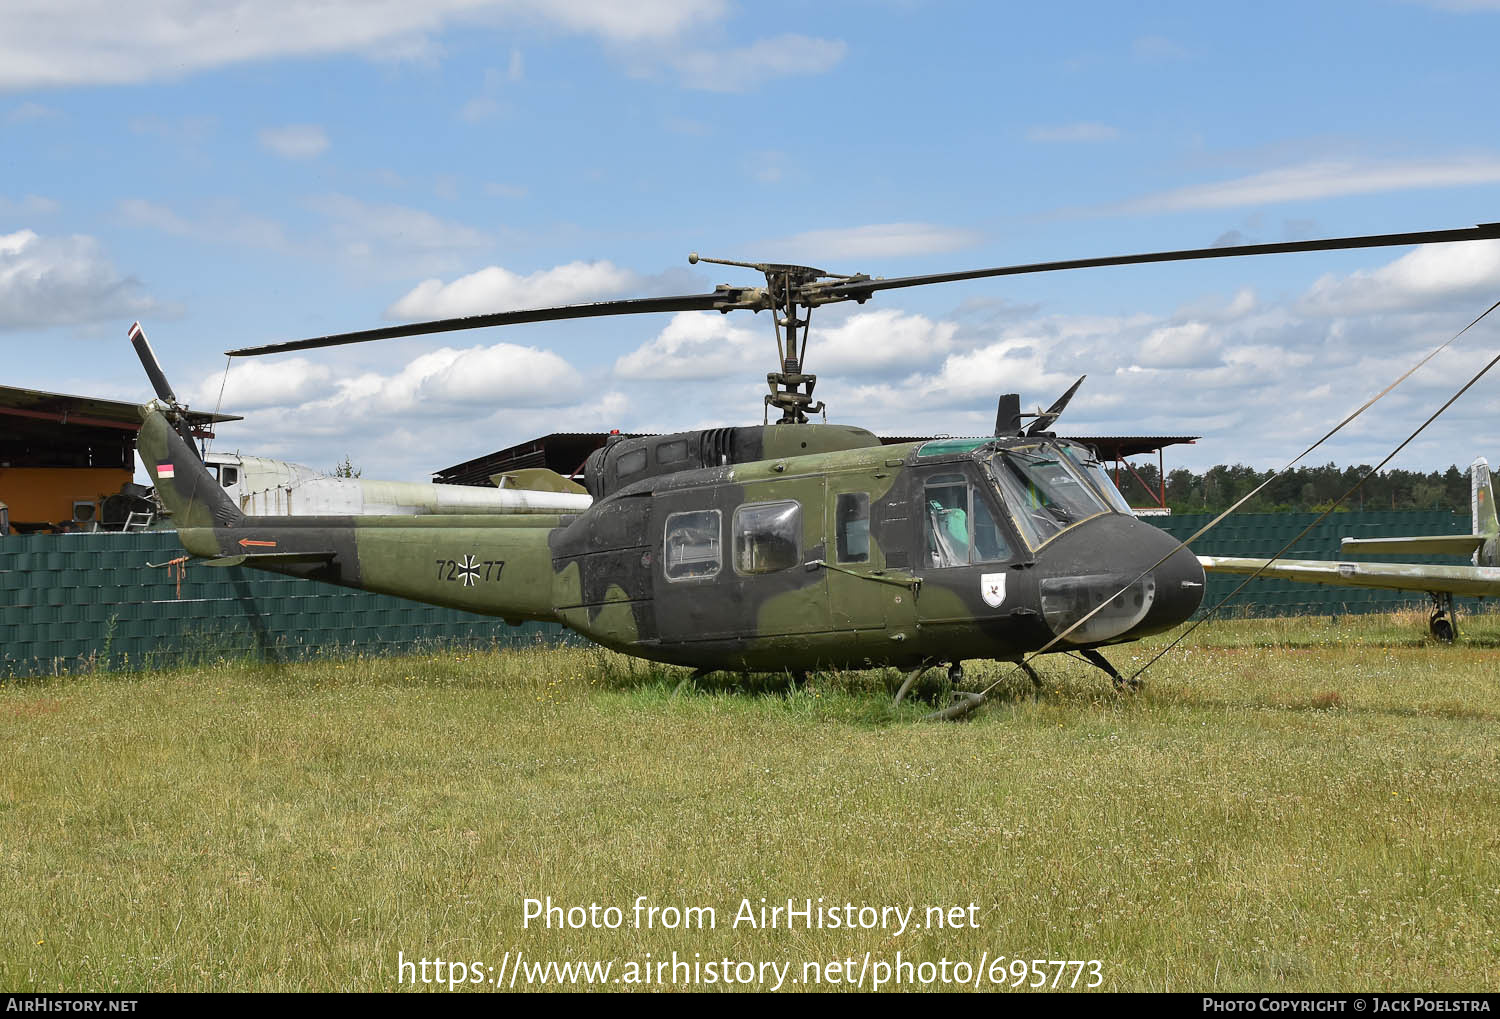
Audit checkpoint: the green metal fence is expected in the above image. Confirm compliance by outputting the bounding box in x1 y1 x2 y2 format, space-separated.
1148 509 1481 617
0 531 566 677
0 512 1484 676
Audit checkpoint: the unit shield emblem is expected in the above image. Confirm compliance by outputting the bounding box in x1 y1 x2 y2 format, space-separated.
980 572 1007 609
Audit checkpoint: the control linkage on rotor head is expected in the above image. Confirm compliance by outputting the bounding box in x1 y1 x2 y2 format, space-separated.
690 252 874 424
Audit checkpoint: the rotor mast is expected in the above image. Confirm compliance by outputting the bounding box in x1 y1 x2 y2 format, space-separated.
690 253 869 424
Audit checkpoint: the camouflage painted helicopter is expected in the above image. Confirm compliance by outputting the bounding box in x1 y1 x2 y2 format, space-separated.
133 223 1500 701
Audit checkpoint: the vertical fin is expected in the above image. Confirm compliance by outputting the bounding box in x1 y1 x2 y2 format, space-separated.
1470 456 1496 566
993 394 1022 437
137 407 243 532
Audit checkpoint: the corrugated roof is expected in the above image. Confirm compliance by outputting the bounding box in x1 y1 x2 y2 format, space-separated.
433 430 1199 484
0 384 242 430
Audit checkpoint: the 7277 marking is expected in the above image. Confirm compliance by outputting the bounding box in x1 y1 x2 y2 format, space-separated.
436 556 505 587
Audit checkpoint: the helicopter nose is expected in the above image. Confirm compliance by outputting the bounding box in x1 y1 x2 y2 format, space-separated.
1035 514 1204 645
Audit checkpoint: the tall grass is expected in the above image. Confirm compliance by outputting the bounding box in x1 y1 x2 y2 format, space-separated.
1 613 1497 991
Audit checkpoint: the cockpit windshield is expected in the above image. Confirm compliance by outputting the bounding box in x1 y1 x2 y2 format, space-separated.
1058 443 1135 515
985 444 1112 548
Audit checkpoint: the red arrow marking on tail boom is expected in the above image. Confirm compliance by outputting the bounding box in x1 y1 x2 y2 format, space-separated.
238 539 277 548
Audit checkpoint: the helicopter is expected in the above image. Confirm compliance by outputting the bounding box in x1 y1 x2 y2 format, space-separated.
131 222 1500 708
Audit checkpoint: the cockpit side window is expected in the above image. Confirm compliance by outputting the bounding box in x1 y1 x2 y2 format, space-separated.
923 473 1013 568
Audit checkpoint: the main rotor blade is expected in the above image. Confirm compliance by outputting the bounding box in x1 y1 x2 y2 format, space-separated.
226 292 735 357
822 223 1500 302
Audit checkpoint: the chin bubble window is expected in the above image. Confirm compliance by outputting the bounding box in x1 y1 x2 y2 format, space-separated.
733 500 802 574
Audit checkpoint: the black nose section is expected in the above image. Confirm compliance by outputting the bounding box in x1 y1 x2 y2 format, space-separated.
1035 515 1204 644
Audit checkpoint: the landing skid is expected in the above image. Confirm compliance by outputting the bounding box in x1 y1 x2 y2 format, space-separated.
1079 648 1139 692
892 658 1047 722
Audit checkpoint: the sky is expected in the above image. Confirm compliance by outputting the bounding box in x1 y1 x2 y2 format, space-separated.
5 0 1500 483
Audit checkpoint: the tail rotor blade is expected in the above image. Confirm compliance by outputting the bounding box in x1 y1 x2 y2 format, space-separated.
994 393 1022 436
129 322 177 404
128 321 203 458
1026 375 1086 436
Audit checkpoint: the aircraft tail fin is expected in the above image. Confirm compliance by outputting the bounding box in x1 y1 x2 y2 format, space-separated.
137 406 244 532
1472 456 1497 566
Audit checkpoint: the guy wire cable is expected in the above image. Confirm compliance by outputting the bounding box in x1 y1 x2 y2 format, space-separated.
968 293 1500 706
1128 301 1500 683
206 355 232 458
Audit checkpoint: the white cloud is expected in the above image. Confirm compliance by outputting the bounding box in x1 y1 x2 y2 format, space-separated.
387 260 640 318
310 194 489 275
0 228 160 330
614 307 958 384
918 339 1079 402
302 343 582 416
118 198 292 251
258 124 329 160
522 0 724 42
615 312 761 381
193 357 334 411
0 194 58 216
1300 238 1500 316
0 1 731 90
1137 321 1220 369
760 222 982 262
1120 158 1500 213
460 61 522 122
672 34 847 92
1027 122 1120 143
810 310 959 372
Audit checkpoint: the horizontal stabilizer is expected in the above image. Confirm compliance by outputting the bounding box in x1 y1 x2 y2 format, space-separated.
1339 535 1485 557
490 468 588 496
200 551 337 568
1199 556 1500 597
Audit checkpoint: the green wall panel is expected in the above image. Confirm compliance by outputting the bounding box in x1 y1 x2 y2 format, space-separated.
1 513 1483 676
1147 510 1480 618
1 530 570 677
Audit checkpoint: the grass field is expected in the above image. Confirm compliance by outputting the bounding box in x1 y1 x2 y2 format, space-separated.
2 610 1498 992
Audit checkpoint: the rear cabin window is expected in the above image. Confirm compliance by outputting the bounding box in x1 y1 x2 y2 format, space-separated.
835 492 870 563
663 509 721 582
733 501 802 575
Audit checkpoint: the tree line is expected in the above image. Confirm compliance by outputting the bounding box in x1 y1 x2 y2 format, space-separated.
1111 461 1474 515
